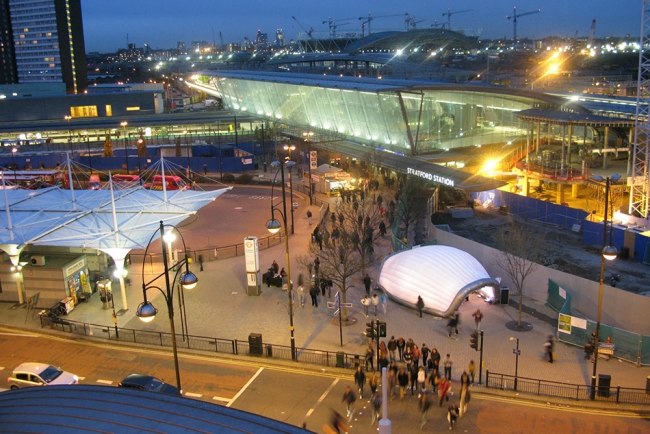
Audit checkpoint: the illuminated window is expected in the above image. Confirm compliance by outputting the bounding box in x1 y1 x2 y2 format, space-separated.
70 106 98 118
105 105 112 116
125 106 141 111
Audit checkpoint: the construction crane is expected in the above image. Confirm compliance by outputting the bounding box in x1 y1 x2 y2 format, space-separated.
322 17 353 38
587 19 596 46
404 13 425 31
441 9 472 30
291 15 315 40
358 13 404 37
506 7 541 42
630 0 650 219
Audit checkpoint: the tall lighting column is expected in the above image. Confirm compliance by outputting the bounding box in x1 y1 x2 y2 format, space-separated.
120 121 129 173
136 221 198 392
266 160 297 361
283 144 296 235
302 131 314 205
590 174 619 400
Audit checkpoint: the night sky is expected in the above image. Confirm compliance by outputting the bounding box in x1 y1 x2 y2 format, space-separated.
81 0 642 53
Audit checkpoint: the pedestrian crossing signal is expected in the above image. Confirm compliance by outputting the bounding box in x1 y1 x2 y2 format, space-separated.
365 321 376 339
470 331 479 351
378 322 387 338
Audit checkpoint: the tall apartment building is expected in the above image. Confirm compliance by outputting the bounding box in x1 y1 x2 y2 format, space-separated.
0 0 87 94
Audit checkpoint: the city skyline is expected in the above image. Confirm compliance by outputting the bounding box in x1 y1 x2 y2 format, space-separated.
81 0 643 53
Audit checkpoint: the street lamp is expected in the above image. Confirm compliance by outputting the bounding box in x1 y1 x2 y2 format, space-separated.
590 174 619 400
120 121 129 173
302 131 314 205
266 160 297 361
283 144 296 235
136 220 198 393
10 146 18 184
64 115 72 156
509 336 520 391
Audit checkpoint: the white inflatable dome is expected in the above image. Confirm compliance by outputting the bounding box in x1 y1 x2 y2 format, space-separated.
378 245 498 317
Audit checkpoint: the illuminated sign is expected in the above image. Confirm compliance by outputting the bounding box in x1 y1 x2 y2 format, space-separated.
407 167 455 187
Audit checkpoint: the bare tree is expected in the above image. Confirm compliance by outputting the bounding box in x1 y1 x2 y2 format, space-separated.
393 177 428 242
307 209 364 322
336 195 384 274
495 222 544 329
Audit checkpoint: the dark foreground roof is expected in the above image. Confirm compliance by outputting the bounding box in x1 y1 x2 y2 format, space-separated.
0 385 308 434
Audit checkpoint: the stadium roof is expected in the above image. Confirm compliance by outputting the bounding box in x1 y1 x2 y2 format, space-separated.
0 385 308 433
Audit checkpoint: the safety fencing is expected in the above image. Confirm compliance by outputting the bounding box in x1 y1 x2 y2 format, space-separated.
485 370 650 405
38 314 364 370
547 279 650 366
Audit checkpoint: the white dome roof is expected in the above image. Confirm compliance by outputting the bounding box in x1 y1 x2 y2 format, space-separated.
378 245 497 317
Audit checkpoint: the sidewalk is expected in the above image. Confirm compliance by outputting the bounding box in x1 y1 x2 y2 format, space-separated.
2 175 649 406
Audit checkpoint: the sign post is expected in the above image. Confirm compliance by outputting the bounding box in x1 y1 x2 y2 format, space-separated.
244 236 261 296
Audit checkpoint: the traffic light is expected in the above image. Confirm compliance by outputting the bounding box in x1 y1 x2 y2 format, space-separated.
365 321 376 339
470 331 479 351
378 321 387 338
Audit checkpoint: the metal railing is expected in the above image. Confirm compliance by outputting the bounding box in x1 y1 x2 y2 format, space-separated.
485 370 650 405
38 314 363 370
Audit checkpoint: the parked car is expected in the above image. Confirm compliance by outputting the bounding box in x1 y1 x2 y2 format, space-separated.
7 362 78 389
117 374 180 396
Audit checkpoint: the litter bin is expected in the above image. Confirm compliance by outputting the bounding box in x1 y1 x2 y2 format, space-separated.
248 333 263 356
598 374 611 397
499 287 510 305
336 352 345 368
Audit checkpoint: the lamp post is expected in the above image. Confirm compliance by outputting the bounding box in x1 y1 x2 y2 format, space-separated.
120 121 129 173
302 131 314 205
509 336 520 391
283 144 296 235
64 115 72 155
590 174 619 400
136 220 198 392
266 160 297 361
10 146 18 183
83 131 92 173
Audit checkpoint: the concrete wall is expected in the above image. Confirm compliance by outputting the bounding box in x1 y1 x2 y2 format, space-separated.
433 227 650 335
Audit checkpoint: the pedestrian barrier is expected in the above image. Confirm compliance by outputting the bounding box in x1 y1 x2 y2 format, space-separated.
485 370 650 405
42 317 364 370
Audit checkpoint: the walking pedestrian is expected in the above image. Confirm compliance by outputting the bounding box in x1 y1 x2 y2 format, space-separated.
418 391 432 429
361 295 370 317
379 291 388 315
306 209 313 225
370 391 382 425
468 360 476 384
365 344 375 371
397 366 409 399
459 371 471 417
309 285 319 307
472 308 483 330
371 292 379 316
545 335 555 363
342 386 357 421
447 312 460 337
369 371 379 396
443 353 453 380
421 343 430 369
354 365 366 398
327 409 347 434
417 366 427 396
447 401 459 430
416 295 425 317
363 273 372 296
430 348 441 372
438 376 451 407
387 336 397 362
297 285 305 308
397 336 406 361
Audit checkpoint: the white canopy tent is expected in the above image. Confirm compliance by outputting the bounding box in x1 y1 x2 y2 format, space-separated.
1 184 231 308
378 245 498 317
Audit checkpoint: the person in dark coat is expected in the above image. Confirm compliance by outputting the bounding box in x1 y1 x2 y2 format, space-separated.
416 295 425 318
363 273 372 296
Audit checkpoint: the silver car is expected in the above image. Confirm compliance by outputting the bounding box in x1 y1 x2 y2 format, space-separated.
7 362 79 389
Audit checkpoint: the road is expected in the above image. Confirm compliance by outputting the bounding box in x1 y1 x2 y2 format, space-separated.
1 329 646 433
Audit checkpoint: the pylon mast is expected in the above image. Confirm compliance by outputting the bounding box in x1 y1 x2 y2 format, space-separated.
630 0 650 218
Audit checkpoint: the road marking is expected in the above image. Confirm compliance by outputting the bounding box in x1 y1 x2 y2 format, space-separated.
96 379 113 385
226 366 264 407
78 376 86 381
212 395 231 403
184 392 202 398
305 378 339 418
